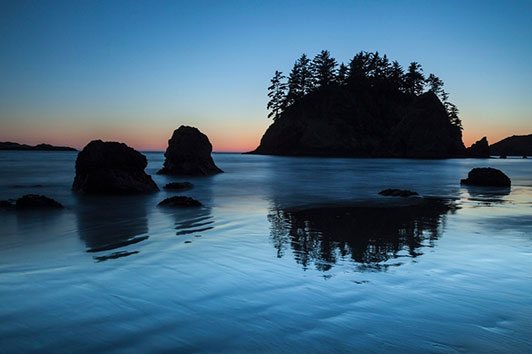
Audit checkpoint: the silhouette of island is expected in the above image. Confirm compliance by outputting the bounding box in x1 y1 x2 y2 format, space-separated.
250 50 466 158
0 142 76 151
269 198 455 272
490 133 532 157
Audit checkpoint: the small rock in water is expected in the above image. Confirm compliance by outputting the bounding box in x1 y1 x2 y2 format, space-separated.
164 182 194 190
523 156 528 159
500 155 507 159
14 194 64 209
378 189 418 197
460 167 511 187
158 196 202 207
184 240 192 244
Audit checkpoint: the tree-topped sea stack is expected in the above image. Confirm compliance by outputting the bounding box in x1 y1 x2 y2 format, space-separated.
72 140 159 194
251 50 467 158
158 126 223 176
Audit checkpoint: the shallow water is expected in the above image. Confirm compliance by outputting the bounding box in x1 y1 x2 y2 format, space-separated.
1 151 531 353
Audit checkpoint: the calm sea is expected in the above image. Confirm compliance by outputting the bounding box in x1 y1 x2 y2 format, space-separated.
1 151 531 353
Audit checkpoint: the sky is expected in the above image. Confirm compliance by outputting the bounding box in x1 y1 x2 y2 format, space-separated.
0 0 531 152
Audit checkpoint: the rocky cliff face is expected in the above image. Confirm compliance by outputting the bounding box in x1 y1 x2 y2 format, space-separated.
250 87 466 158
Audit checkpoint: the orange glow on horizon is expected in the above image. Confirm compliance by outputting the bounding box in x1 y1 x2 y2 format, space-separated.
2 123 530 153
462 125 531 148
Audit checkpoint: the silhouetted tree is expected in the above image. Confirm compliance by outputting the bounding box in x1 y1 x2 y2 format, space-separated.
267 71 287 120
388 60 405 91
284 54 314 106
445 102 462 129
336 63 349 85
404 62 425 95
284 60 302 106
298 54 314 94
312 50 338 88
426 73 443 94
426 73 452 107
348 51 372 85
368 52 390 81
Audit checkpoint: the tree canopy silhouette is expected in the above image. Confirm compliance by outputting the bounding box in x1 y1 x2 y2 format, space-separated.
312 50 337 88
266 50 462 129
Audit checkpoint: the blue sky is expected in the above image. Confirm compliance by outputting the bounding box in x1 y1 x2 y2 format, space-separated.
1 0 531 150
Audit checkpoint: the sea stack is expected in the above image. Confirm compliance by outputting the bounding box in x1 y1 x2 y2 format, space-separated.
250 91 466 158
72 140 159 194
158 126 223 176
466 137 490 158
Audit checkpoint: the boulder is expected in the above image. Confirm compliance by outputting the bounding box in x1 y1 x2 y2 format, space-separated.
72 140 159 194
164 182 194 190
378 189 418 197
460 168 511 187
158 126 223 176
466 137 490 158
1 194 64 210
16 194 64 209
158 196 202 207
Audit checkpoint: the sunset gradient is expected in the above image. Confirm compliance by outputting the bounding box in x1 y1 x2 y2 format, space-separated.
1 0 531 151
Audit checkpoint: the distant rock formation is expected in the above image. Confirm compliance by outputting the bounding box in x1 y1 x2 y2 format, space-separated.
158 126 223 176
0 142 76 151
490 134 532 157
250 89 466 158
460 167 511 187
158 196 202 207
466 137 490 158
0 194 63 210
72 140 159 194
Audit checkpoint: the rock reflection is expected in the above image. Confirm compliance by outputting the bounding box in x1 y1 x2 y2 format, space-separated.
75 195 151 261
158 179 215 239
269 198 455 271
462 185 511 205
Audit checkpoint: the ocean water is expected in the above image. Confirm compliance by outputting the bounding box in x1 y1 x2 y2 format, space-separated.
0 151 531 353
